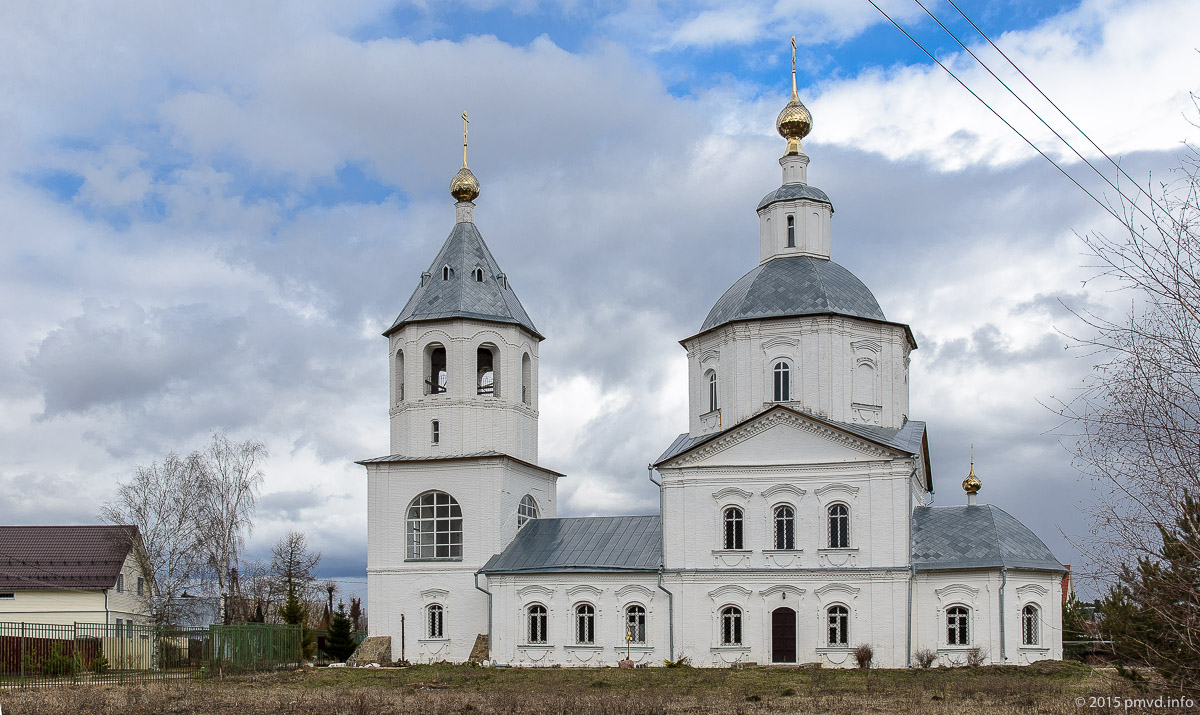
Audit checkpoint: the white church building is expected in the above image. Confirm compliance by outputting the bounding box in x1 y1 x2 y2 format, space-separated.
361 68 1066 668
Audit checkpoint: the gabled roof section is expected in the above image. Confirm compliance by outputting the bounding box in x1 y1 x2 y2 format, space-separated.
356 450 564 477
654 404 927 471
911 505 1066 572
757 183 833 212
385 222 542 339
0 525 140 590
480 516 662 574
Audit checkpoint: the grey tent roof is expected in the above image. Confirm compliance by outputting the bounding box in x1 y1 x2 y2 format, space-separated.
698 255 887 334
757 183 834 212
911 505 1066 572
385 221 541 338
480 516 662 574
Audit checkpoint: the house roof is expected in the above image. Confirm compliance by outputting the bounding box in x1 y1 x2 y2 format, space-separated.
0 525 139 590
480 516 662 574
911 505 1066 572
384 221 541 339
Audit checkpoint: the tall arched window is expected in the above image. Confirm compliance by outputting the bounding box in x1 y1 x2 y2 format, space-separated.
722 507 744 550
527 604 547 644
521 353 532 405
442 265 452 280
1021 604 1039 646
947 606 970 645
518 494 539 528
853 359 877 406
477 345 498 396
575 603 595 644
472 267 484 282
394 350 405 403
773 361 791 402
828 503 850 548
625 605 646 644
773 505 795 550
786 214 795 247
705 369 718 412
427 604 444 639
827 605 849 646
406 491 463 559
425 343 447 395
720 606 742 645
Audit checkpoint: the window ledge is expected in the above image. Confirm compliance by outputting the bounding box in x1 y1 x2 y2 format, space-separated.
711 550 753 555
762 549 804 554
417 638 449 644
815 647 853 653
614 645 653 651
1018 646 1049 652
565 645 603 651
404 557 464 563
937 645 975 651
519 643 553 649
711 645 750 651
816 548 858 553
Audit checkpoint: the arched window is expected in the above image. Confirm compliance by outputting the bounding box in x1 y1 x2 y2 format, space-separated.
1022 604 1039 646
477 345 497 396
527 604 547 644
472 267 484 282
521 353 532 405
575 603 595 644
431 420 440 445
828 503 850 548
704 369 718 412
427 604 444 639
518 494 539 528
947 606 970 645
773 361 791 402
442 265 452 280
720 606 742 646
853 359 877 406
786 214 795 247
773 505 795 550
827 605 849 646
625 604 646 644
425 343 447 395
406 491 463 560
722 506 744 550
394 350 405 403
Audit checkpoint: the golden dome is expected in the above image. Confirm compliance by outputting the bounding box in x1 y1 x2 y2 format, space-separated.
776 92 812 155
450 166 479 202
962 462 981 495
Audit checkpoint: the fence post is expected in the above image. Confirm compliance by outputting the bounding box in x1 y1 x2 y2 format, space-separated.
19 622 25 688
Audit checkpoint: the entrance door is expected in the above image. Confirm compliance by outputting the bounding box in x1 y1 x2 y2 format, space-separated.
771 607 796 663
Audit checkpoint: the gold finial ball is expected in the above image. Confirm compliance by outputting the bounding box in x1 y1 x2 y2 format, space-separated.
450 166 480 202
963 469 981 495
776 96 813 155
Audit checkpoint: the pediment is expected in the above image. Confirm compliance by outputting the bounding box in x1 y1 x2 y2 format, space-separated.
670 409 895 468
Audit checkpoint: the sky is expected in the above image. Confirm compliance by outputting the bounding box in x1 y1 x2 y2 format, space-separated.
2 0 1197 605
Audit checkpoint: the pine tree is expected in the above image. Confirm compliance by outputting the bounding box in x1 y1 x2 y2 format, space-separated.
280 585 316 660
327 600 357 663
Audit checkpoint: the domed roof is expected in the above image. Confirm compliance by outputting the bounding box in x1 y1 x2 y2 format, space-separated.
757 183 833 212
699 255 885 334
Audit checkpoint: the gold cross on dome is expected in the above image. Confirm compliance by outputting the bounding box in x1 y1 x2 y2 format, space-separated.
461 111 470 167
791 35 796 71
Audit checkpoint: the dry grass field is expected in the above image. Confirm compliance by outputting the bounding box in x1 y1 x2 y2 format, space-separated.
0 660 1170 714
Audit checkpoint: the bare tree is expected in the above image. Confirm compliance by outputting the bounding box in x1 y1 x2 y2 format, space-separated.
100 451 207 625
269 530 321 614
195 432 267 624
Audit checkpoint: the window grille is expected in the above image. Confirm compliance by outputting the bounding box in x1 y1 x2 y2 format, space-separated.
723 507 744 550
827 605 849 646
518 494 539 528
575 604 595 644
947 606 970 645
527 604 548 644
720 606 742 645
1022 604 1039 646
428 604 444 638
774 505 795 550
828 503 850 548
626 605 646 644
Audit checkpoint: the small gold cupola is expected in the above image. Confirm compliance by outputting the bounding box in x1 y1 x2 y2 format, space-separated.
775 36 813 156
963 445 982 505
449 111 480 204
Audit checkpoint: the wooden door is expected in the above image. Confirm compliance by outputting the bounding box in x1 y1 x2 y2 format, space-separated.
771 607 796 663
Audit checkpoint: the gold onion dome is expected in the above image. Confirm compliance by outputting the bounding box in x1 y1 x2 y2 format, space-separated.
776 36 812 155
450 165 479 202
962 461 982 495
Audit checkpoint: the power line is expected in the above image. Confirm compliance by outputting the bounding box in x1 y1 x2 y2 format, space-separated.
865 0 1134 233
944 0 1176 224
911 0 1163 231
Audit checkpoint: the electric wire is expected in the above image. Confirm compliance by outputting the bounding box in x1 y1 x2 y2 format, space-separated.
865 0 1134 233
944 0 1176 223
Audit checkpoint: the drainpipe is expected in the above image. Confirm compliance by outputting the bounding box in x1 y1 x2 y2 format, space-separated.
649 464 674 661
998 566 1007 662
906 462 917 667
473 569 492 663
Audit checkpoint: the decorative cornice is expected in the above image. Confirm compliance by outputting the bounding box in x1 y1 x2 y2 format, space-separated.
420 588 450 601
711 486 753 501
616 584 654 600
850 339 882 354
566 584 604 600
708 584 753 600
814 583 861 599
934 583 980 602
762 336 799 353
761 484 806 500
671 409 893 467
759 585 805 598
517 584 555 599
815 483 861 498
1015 583 1049 598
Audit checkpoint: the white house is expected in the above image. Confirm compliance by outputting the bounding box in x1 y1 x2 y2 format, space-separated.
362 71 1066 668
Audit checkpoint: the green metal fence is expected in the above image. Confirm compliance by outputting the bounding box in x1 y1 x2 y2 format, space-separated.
0 621 301 688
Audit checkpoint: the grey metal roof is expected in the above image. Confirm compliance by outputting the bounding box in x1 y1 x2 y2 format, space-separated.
911 505 1066 572
385 221 541 338
357 450 564 476
699 255 886 334
654 405 926 465
757 183 834 212
480 516 662 574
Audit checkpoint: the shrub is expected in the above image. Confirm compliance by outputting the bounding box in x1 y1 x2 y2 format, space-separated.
853 644 874 669
42 644 77 677
965 646 988 667
913 648 937 669
663 656 691 668
89 653 110 674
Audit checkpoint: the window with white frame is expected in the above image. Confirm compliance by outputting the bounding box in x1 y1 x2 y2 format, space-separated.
786 214 795 247
406 491 463 559
947 606 970 645
827 605 849 646
705 369 718 412
517 494 539 528
828 503 850 548
116 574 124 592
1022 604 1039 646
625 604 646 644
773 361 791 402
773 505 795 550
427 604 444 639
720 606 742 646
575 603 595 644
431 420 440 445
722 506 744 550
527 604 548 644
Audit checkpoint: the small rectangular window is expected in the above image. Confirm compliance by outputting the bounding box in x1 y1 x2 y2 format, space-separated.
0 592 14 600
116 574 124 592
137 577 144 596
431 420 440 444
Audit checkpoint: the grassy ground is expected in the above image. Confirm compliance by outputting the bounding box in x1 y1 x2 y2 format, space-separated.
0 660 1162 714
